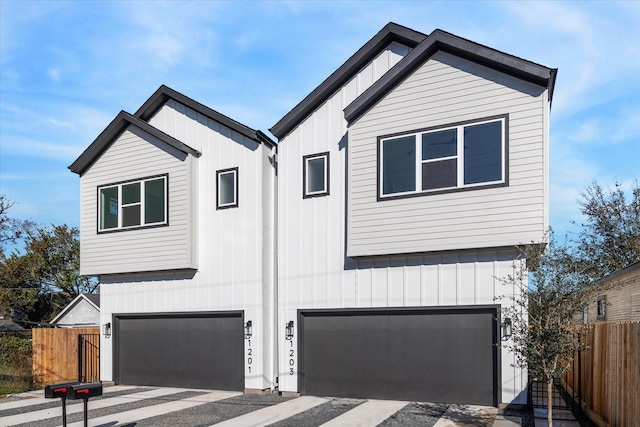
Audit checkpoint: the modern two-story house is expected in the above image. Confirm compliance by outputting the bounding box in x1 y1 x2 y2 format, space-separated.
271 23 555 406
70 23 556 407
69 86 277 392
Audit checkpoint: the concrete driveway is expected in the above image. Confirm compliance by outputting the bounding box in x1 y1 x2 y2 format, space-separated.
0 385 514 427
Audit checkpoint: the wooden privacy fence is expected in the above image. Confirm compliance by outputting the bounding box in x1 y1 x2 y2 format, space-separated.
32 327 100 386
562 321 639 427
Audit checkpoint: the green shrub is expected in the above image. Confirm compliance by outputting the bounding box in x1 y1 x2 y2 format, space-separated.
0 335 33 394
0 336 32 367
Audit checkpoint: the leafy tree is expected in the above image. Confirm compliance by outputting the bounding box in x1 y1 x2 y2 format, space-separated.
572 181 640 281
0 198 97 325
498 233 603 426
0 195 33 249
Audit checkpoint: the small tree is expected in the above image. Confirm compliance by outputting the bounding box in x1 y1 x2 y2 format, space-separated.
498 233 604 426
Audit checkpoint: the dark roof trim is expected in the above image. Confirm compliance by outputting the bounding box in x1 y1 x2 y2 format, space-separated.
135 85 276 147
270 22 427 139
345 29 558 124
69 111 201 175
596 261 640 285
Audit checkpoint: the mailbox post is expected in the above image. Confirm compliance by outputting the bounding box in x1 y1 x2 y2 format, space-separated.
44 381 80 427
67 382 103 427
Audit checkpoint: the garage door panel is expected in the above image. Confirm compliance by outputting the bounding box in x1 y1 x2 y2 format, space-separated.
300 308 498 405
115 313 243 390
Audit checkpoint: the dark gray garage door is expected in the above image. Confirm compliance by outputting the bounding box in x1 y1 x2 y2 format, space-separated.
114 312 243 390
299 306 499 406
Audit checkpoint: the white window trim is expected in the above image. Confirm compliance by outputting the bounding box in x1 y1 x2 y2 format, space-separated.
217 167 239 209
379 116 507 199
303 152 330 198
98 175 168 232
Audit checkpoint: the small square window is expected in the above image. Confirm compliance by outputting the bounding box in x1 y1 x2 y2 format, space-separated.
596 295 606 321
303 152 329 198
217 167 238 209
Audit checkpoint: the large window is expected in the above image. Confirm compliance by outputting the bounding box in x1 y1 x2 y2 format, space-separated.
379 116 506 198
303 152 329 198
217 167 238 209
98 175 167 232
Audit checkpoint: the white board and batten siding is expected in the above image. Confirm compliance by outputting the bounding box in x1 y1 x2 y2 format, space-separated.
79 126 196 276
348 51 550 257
277 45 534 403
97 100 277 391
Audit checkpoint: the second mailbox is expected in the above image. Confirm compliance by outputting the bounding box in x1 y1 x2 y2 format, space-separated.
67 382 103 400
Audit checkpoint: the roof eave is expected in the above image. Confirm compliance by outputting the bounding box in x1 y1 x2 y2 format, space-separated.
135 85 274 145
270 22 427 140
69 111 201 175
345 29 557 124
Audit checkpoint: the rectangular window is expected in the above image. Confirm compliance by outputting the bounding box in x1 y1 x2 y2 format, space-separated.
98 175 167 232
303 152 329 198
596 295 606 321
217 167 238 209
379 116 506 198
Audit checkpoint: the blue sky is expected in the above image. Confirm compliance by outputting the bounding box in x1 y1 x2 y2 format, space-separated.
1 0 638 243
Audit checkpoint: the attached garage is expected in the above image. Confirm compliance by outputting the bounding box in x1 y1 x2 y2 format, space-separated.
114 312 244 390
299 306 500 406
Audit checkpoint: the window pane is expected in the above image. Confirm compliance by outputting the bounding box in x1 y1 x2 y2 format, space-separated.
219 172 236 206
307 157 326 194
422 128 457 160
122 205 141 227
100 187 118 230
382 136 416 194
145 178 165 224
422 159 457 190
122 182 141 205
464 121 502 185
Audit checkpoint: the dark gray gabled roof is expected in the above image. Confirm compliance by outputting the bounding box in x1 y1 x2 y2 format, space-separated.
269 22 427 139
68 110 201 175
135 85 276 147
344 28 557 124
84 293 100 308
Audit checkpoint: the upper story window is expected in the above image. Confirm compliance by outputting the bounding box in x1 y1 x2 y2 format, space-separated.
98 175 167 232
217 167 238 209
303 152 329 198
378 115 507 199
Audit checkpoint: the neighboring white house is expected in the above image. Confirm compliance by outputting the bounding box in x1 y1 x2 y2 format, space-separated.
70 23 556 406
50 294 101 328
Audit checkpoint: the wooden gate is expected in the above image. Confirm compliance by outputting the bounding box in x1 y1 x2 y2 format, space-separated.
32 327 100 386
78 334 100 382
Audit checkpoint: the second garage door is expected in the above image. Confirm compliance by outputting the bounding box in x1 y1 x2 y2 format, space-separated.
299 306 499 406
114 312 243 390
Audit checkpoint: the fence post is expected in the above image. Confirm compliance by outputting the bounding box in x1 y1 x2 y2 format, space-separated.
77 335 83 382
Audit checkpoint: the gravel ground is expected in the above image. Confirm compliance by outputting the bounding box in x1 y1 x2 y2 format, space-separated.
268 398 364 427
0 387 150 418
378 402 448 427
15 390 206 427
130 393 293 427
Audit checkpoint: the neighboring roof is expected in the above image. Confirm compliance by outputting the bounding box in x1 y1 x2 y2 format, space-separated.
69 111 201 175
270 22 427 139
135 85 276 147
345 28 557 124
597 261 640 285
50 293 101 325
84 293 101 308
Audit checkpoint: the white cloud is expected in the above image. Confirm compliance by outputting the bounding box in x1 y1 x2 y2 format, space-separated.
47 67 61 82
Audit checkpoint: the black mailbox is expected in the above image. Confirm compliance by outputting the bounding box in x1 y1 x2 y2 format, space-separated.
67 382 103 400
45 382 80 399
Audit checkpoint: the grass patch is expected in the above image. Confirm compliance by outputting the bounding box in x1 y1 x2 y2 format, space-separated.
0 335 34 398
